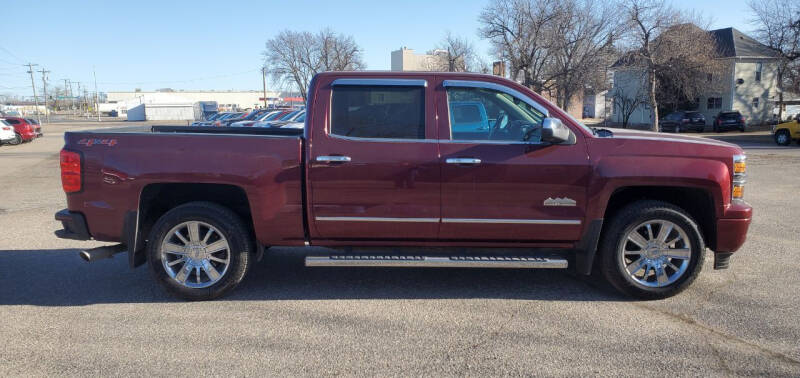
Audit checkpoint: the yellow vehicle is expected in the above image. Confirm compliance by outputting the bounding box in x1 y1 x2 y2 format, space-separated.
774 115 800 146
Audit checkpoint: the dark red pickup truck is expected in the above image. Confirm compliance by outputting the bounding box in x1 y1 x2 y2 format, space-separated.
55 72 752 300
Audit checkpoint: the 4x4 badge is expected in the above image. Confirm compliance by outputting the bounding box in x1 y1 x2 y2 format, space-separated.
544 197 576 207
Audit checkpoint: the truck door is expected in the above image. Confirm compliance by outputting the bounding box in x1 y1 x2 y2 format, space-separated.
308 77 440 240
435 79 590 242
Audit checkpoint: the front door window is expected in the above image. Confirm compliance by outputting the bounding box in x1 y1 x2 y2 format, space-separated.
446 87 545 142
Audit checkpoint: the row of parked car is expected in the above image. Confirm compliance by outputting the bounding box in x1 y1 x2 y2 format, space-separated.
658 110 747 133
191 109 306 129
0 116 43 146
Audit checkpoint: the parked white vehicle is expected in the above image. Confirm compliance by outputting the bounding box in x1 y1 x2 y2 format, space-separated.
0 119 16 145
279 112 306 129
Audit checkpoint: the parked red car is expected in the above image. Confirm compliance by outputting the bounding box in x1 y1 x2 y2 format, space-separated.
3 117 42 144
55 72 751 301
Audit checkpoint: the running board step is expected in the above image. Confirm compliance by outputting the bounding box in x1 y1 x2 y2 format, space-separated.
305 255 568 269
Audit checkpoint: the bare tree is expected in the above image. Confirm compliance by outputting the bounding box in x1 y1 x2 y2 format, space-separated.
621 0 720 131
479 0 562 92
264 29 365 101
427 32 480 72
611 82 647 128
748 0 800 120
548 0 622 111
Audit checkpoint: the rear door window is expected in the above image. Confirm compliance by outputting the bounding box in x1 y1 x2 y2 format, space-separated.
331 85 425 139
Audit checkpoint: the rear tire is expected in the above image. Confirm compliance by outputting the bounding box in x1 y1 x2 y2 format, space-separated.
775 130 791 146
7 133 22 145
599 200 705 300
146 201 253 300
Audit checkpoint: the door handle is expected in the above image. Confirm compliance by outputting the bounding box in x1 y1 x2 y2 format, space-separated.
316 155 352 163
446 158 482 165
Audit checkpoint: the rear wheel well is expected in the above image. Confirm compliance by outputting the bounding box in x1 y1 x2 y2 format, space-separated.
603 186 716 250
132 183 253 267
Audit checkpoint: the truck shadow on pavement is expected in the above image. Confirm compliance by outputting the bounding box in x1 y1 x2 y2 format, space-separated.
0 248 626 306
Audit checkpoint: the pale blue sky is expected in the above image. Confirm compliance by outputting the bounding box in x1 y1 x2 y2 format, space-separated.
1 0 755 96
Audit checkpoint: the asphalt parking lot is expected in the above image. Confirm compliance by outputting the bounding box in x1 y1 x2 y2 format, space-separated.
1 122 799 376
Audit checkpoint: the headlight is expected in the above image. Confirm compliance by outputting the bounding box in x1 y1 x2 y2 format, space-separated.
732 154 746 200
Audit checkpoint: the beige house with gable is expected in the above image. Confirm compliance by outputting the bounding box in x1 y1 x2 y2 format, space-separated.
610 27 781 126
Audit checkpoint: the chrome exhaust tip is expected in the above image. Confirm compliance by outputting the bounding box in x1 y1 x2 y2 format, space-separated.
79 244 127 262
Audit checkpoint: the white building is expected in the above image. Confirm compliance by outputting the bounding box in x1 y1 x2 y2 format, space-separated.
610 27 781 126
105 90 282 118
391 47 452 71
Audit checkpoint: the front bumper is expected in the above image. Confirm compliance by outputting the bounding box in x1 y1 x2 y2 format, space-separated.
54 209 92 240
715 201 752 253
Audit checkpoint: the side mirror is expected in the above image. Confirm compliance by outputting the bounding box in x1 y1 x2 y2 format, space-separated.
541 118 570 144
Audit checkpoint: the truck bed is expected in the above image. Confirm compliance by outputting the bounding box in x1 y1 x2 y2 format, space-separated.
62 125 307 247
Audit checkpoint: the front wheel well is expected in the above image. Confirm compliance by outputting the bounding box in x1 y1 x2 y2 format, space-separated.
131 183 253 267
603 186 717 250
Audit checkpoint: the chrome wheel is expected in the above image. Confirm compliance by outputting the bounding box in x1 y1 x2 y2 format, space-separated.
619 220 692 288
160 221 231 289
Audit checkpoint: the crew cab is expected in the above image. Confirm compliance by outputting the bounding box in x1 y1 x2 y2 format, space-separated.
55 72 752 300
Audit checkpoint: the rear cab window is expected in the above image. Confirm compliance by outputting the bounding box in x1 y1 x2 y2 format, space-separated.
331 84 425 139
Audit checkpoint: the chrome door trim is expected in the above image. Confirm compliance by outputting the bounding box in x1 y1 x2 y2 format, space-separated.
442 218 581 225
332 78 428 87
438 139 545 145
316 155 352 162
328 133 437 143
442 80 550 117
446 158 482 164
315 216 581 225
316 216 439 223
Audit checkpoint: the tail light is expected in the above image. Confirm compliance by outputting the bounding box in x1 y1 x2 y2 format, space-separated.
682 118 689 123
60 149 82 193
1 126 10 131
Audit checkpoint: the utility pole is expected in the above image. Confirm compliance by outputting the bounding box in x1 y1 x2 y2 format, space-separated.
63 79 71 112
24 63 41 125
38 68 50 123
75 82 82 115
261 66 268 108
93 68 100 122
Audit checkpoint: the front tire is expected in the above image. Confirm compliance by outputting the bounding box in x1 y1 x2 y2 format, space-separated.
775 130 791 146
599 200 705 299
147 201 253 300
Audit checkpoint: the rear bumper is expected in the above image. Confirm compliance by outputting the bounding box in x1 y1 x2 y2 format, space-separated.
54 209 92 240
715 201 752 253
20 130 36 140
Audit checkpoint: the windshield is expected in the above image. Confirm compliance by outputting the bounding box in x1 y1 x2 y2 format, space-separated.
262 111 283 121
295 113 306 122
280 110 299 121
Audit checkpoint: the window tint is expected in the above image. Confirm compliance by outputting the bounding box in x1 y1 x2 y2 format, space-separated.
446 87 545 142
331 85 425 139
6 119 19 124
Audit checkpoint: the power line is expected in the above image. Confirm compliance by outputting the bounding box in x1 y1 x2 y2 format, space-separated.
0 45 23 63
96 68 260 85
